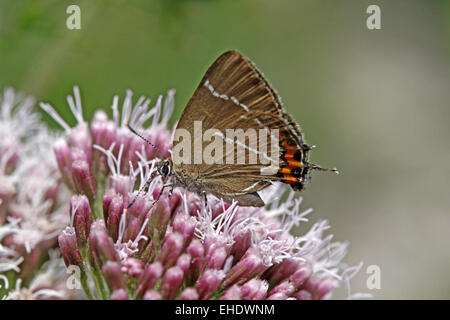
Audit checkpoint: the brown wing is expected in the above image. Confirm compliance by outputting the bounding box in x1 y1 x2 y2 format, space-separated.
172 50 310 203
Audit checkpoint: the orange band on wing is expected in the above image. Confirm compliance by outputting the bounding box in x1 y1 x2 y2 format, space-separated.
280 167 292 174
282 175 298 183
287 160 302 167
281 140 297 150
283 152 295 159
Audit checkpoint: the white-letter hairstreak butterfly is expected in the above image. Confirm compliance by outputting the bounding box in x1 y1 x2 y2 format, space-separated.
126 50 337 208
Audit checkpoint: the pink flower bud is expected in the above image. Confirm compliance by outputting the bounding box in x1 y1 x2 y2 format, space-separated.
289 265 311 289
102 261 126 290
269 280 295 298
240 279 268 300
172 213 196 248
195 269 225 300
91 112 117 151
53 139 75 190
92 109 108 124
298 276 336 299
89 220 118 268
231 230 252 262
118 134 142 171
176 254 192 274
135 262 163 298
179 288 199 300
157 232 184 268
105 193 124 241
314 279 336 299
70 195 93 247
68 123 92 161
125 217 141 244
186 239 205 283
141 240 155 264
207 246 227 270
127 195 150 220
167 190 182 214
220 285 242 300
147 129 172 159
187 239 204 260
58 227 83 267
293 290 312 300
148 197 171 242
102 189 116 221
265 258 301 287
121 257 144 277
208 197 231 219
182 192 202 217
71 147 88 162
111 175 135 198
267 292 287 300
222 249 265 289
110 289 128 300
72 160 96 201
143 290 162 300
161 266 184 299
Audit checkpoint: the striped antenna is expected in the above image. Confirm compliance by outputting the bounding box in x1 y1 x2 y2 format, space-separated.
124 122 165 159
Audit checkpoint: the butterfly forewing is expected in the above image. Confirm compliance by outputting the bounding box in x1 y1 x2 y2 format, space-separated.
172 50 310 206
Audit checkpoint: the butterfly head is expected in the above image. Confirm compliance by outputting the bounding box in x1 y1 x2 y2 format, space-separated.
157 158 173 178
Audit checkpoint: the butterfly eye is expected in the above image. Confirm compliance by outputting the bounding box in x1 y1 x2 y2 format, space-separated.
160 163 170 176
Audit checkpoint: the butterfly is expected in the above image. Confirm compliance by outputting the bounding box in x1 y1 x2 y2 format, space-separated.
126 50 337 208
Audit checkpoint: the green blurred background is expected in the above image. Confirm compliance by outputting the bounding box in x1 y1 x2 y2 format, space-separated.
1 0 449 299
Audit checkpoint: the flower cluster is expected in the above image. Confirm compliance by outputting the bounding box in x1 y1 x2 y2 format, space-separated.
39 87 367 300
0 88 71 299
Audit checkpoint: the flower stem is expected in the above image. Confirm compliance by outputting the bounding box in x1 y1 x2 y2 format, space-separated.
91 268 109 300
80 268 95 300
93 174 105 220
80 246 108 300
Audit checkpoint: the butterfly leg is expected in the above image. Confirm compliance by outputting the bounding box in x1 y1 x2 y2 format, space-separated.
127 170 160 210
153 183 174 205
202 190 208 207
